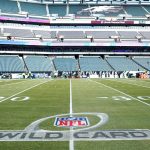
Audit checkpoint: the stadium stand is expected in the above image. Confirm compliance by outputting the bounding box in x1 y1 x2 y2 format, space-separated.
3 28 34 38
118 31 140 39
57 31 85 39
24 56 53 72
0 55 24 72
20 2 47 16
33 30 56 39
69 5 90 16
139 31 150 39
89 5 125 17
85 31 118 39
79 57 113 71
0 0 18 14
133 57 150 71
0 1 150 78
124 6 146 16
106 56 144 71
53 58 78 71
49 5 66 16
33 30 51 39
144 6 150 14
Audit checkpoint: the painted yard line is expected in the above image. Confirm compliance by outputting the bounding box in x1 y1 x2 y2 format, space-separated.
0 80 27 86
70 79 73 115
107 79 150 89
69 79 74 150
0 80 50 103
89 79 150 107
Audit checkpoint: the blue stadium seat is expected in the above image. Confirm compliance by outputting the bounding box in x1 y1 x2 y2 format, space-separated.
0 0 18 14
24 56 52 72
53 58 78 71
20 2 47 16
124 6 146 16
0 55 24 72
79 57 113 71
133 57 150 70
49 5 66 16
106 56 144 71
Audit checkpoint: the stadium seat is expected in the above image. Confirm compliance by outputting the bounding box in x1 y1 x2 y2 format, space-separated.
20 2 47 16
0 0 18 14
133 57 150 71
3 28 34 38
57 31 85 39
79 57 113 71
85 31 118 39
53 58 78 71
106 56 144 71
24 56 53 72
0 55 24 72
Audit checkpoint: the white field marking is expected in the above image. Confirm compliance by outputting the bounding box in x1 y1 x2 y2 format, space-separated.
69 79 74 150
10 96 30 101
89 79 150 107
0 80 49 103
70 79 73 115
96 97 108 99
108 79 150 89
0 80 27 87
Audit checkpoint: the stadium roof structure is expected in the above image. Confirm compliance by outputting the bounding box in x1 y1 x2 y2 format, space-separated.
11 0 150 5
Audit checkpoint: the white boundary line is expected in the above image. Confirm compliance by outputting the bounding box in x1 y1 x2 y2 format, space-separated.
107 79 150 89
0 80 49 103
89 79 150 107
69 79 74 150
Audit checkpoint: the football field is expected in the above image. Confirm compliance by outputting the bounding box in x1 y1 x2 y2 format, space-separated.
0 78 150 150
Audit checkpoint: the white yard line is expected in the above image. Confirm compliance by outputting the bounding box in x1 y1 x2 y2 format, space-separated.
108 79 150 89
0 80 49 103
69 79 74 150
89 79 150 107
70 79 73 115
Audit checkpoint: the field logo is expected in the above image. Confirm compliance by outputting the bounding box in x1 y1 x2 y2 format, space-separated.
54 117 89 127
0 112 150 141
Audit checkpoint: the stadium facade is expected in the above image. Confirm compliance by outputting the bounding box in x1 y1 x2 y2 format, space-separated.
0 0 150 78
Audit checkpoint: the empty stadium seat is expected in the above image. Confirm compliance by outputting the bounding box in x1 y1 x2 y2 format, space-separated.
118 31 139 39
53 58 78 71
0 55 24 72
33 30 56 39
20 2 47 16
0 0 18 14
24 56 53 72
58 31 84 39
49 5 66 16
139 31 150 39
124 6 146 16
69 5 90 16
85 31 118 39
3 28 34 38
106 56 144 71
133 57 150 70
79 57 113 71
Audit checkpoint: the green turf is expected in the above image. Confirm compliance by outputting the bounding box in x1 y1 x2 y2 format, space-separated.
0 79 149 150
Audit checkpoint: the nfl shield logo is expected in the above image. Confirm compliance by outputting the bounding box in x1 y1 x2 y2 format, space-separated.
54 117 89 127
